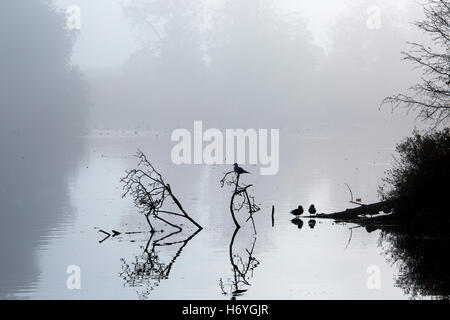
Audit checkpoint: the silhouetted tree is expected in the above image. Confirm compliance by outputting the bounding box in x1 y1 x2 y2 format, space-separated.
383 0 449 127
378 129 450 231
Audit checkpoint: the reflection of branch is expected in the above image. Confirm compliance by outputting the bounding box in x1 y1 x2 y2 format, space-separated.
121 150 202 232
345 228 353 250
120 228 201 300
344 226 362 250
219 279 227 295
220 227 260 299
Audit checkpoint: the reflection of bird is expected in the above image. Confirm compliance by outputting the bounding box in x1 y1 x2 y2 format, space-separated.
234 163 250 174
309 205 317 215
290 205 304 217
308 219 316 229
291 218 304 229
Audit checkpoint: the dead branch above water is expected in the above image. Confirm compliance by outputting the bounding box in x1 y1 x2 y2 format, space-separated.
220 171 260 231
121 150 202 232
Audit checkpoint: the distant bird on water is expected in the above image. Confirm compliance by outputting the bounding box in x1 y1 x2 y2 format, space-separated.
290 205 304 217
309 205 317 215
234 163 250 174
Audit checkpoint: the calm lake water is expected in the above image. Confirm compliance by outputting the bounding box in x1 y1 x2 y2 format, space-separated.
0 128 427 299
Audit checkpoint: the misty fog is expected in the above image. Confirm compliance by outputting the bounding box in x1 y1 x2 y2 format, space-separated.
82 0 427 135
0 0 436 299
0 0 87 297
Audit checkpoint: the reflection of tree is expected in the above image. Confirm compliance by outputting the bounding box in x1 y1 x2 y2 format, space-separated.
120 228 200 300
219 171 261 299
381 230 450 299
121 150 202 232
219 228 260 299
119 151 202 299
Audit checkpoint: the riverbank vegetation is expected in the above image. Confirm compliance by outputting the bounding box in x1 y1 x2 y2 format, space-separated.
379 129 450 233
379 0 449 233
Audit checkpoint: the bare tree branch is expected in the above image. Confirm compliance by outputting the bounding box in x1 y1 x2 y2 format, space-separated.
220 171 260 231
121 150 202 232
381 0 450 128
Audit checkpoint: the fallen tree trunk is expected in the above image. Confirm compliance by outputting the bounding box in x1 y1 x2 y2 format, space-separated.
315 199 398 221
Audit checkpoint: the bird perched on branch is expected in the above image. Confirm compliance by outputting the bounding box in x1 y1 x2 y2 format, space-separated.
309 205 317 215
234 163 250 174
290 205 304 217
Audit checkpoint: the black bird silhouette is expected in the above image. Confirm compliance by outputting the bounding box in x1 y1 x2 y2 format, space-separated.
290 205 304 217
234 163 250 174
308 205 317 215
